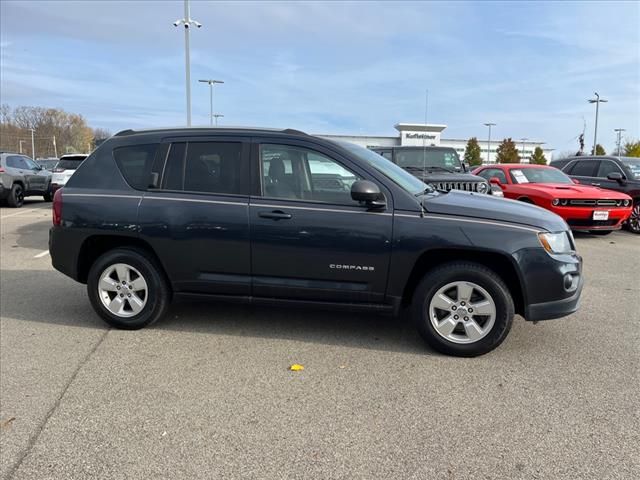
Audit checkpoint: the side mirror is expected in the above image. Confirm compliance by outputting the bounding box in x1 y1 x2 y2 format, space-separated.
489 176 502 186
351 180 386 209
572 178 580 184
607 172 624 183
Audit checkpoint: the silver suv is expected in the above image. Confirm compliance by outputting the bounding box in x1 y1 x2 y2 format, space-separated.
0 152 53 207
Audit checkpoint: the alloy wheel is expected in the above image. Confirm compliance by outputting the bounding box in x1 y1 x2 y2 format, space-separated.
428 281 496 344
98 263 148 317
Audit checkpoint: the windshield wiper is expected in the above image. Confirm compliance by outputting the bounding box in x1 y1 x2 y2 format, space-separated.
403 165 455 174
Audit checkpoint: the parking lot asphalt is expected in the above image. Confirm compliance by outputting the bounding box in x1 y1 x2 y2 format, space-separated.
1 199 638 480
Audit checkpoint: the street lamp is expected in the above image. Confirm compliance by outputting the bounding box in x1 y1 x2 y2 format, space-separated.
199 79 224 126
588 92 607 155
614 128 626 156
484 123 496 163
19 140 26 153
520 137 528 162
29 128 35 160
173 0 202 126
213 114 224 126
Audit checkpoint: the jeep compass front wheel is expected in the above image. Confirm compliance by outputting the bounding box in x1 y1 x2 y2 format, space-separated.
412 262 514 357
87 248 170 329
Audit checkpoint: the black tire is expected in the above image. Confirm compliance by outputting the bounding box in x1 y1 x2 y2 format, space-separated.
411 262 514 357
626 203 640 234
7 183 24 208
589 230 614 236
87 248 170 329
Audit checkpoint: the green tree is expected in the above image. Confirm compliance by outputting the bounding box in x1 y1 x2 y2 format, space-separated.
591 144 606 155
496 138 520 163
624 140 640 157
464 137 482 166
530 146 547 165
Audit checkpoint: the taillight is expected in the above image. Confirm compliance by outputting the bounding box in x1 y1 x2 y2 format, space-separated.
0 167 5 173
52 189 63 225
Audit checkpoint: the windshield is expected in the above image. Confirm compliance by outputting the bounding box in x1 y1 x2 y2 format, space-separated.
336 141 428 195
394 148 462 171
38 159 58 169
620 157 640 179
510 167 573 184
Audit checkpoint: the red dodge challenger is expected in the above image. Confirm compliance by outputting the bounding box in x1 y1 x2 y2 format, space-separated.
473 164 633 235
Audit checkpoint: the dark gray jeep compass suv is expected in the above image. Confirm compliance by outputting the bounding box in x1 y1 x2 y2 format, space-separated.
49 128 583 356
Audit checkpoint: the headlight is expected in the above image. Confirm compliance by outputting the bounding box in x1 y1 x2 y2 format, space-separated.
552 199 560 206
477 182 489 194
538 232 573 254
623 199 630 207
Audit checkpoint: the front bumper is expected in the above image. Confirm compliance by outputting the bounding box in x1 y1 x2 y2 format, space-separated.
550 206 632 231
526 273 583 321
517 246 583 322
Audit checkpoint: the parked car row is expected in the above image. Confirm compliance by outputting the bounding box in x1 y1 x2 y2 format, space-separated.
0 152 87 207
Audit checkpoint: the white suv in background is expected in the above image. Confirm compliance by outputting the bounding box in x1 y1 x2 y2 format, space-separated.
51 154 88 192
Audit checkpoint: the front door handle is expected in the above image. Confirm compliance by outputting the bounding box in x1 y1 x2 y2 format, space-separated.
258 210 292 220
591 182 601 187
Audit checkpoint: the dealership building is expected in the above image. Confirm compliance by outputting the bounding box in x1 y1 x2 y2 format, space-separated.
317 123 553 164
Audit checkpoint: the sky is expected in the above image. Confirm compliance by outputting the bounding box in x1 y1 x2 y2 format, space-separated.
1 0 638 155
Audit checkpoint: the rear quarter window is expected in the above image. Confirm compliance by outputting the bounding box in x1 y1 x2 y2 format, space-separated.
113 144 159 190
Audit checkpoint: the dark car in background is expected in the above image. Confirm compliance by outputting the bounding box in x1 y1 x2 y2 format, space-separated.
37 158 60 171
551 156 640 233
0 152 53 207
370 146 492 195
49 127 583 357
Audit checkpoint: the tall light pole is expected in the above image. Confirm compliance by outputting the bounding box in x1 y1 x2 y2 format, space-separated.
213 114 224 126
173 0 202 126
484 123 496 163
19 140 26 153
29 128 35 160
520 137 528 162
614 128 625 156
588 92 607 155
199 79 224 125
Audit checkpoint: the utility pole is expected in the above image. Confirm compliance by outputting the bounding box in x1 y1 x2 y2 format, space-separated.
173 0 202 126
520 138 528 162
52 136 58 158
19 140 26 153
614 128 625 156
198 79 224 125
588 92 607 154
484 123 496 163
29 128 35 160
213 114 224 126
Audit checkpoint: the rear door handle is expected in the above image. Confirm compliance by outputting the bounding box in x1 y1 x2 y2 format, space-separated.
591 182 600 187
258 210 292 220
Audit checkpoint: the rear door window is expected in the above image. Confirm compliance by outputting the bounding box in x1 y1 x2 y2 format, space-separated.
6 156 27 169
568 160 597 177
113 144 159 190
160 141 247 196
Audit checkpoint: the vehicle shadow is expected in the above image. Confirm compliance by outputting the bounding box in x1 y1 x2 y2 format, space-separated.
11 219 51 251
0 268 433 356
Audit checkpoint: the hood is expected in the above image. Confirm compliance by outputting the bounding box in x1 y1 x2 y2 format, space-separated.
421 190 567 232
518 183 631 199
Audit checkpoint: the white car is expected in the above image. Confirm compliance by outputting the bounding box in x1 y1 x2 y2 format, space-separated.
51 154 87 192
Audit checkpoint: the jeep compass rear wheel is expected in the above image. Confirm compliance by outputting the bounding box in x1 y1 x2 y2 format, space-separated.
87 248 170 329
412 262 514 357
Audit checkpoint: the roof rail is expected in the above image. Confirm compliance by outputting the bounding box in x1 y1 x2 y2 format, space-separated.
281 128 308 136
114 129 135 137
